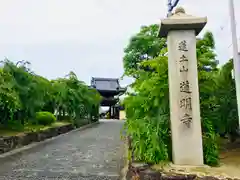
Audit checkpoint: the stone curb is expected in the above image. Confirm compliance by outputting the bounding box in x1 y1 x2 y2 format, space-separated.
0 121 100 161
119 136 131 180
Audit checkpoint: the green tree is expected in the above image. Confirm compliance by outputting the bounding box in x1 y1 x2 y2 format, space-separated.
212 60 238 141
0 68 21 126
51 71 101 125
0 59 101 129
2 59 46 124
123 24 166 77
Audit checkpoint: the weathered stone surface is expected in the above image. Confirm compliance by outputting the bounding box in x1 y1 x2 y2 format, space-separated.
139 169 161 180
0 120 124 179
161 173 196 180
131 162 150 171
126 161 240 180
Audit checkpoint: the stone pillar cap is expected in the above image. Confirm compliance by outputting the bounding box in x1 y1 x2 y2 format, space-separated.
158 7 207 38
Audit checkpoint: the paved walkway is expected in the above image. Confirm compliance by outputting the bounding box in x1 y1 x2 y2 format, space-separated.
0 120 125 180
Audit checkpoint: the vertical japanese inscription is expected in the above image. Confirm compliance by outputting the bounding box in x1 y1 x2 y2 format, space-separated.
178 40 192 128
180 97 192 109
179 46 189 72
180 114 192 128
178 40 188 52
180 80 191 93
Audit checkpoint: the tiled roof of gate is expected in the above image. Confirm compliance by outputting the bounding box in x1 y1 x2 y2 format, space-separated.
91 77 120 91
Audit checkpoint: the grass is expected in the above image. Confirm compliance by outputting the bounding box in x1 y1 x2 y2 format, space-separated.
0 121 71 137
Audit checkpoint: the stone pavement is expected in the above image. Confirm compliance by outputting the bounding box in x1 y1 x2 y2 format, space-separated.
0 119 125 180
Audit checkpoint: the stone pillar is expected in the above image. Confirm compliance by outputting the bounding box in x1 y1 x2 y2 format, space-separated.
158 7 207 165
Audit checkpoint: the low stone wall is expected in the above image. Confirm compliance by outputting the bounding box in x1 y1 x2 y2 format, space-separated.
0 124 74 154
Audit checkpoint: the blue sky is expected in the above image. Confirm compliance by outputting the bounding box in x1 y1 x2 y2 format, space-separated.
0 0 239 86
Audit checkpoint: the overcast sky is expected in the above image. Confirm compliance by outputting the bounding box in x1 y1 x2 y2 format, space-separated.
0 0 239 86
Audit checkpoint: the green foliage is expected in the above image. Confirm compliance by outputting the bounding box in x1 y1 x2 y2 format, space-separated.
0 119 24 131
202 118 219 166
35 111 56 125
123 24 236 166
124 56 171 163
211 60 238 142
51 71 101 123
72 119 89 128
0 59 101 129
123 24 166 77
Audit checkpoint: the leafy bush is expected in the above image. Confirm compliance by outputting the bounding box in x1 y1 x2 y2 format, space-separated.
35 111 56 125
202 118 219 166
0 119 24 131
124 56 171 164
72 118 89 128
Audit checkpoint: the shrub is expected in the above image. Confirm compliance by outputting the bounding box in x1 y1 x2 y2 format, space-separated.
35 111 56 125
73 118 89 128
0 119 24 131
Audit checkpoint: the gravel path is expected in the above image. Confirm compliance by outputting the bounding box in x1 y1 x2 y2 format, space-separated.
0 120 125 180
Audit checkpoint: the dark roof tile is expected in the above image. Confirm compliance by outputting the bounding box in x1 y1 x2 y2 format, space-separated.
91 77 120 91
